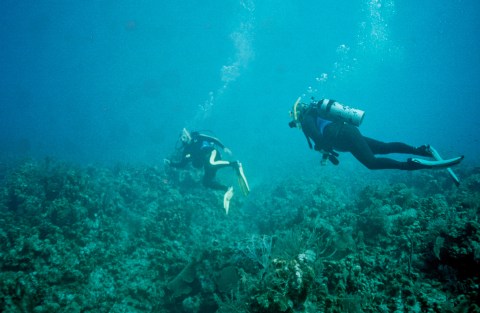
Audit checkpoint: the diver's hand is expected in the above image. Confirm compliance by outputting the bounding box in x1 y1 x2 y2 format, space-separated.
223 147 232 155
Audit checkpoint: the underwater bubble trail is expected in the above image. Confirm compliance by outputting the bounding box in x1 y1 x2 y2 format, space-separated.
191 0 256 127
304 0 396 101
359 0 395 51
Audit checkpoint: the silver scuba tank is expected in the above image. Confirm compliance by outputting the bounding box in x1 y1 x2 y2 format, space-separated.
318 99 365 127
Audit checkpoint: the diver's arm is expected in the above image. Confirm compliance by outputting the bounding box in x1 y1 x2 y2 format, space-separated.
168 149 191 168
302 113 332 151
169 157 189 168
302 114 317 134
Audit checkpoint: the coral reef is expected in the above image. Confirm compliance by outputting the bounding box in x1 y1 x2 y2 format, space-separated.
0 159 479 312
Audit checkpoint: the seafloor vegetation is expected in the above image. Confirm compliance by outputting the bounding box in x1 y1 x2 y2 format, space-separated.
0 158 479 312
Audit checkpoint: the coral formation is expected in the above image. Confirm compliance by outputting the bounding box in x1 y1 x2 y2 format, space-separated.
0 159 479 312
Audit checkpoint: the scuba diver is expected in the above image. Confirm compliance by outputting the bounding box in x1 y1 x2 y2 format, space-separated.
164 128 250 213
288 97 463 176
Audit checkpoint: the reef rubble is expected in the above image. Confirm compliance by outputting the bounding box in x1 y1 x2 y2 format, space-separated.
1 159 479 312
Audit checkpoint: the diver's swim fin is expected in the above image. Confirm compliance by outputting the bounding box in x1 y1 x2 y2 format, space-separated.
235 162 250 196
409 155 464 169
428 146 461 186
223 187 234 214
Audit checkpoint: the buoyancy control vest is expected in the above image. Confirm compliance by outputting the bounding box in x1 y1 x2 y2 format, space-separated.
291 97 366 166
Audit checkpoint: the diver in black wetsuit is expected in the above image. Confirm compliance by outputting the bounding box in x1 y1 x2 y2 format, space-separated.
289 98 463 170
165 128 249 213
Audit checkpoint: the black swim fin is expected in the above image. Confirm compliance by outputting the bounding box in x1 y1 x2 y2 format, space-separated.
409 155 464 169
428 146 462 186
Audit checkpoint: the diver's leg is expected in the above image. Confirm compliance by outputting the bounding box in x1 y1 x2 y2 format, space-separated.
203 166 228 190
363 137 415 154
335 126 410 170
202 150 231 190
364 137 432 157
204 150 236 212
209 149 234 169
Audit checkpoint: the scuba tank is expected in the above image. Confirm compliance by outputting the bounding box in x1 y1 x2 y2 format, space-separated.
316 99 365 127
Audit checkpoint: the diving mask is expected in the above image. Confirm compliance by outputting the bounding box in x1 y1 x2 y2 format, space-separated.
180 128 192 144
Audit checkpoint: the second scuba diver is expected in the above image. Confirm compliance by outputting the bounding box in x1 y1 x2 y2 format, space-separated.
165 128 250 213
289 97 464 173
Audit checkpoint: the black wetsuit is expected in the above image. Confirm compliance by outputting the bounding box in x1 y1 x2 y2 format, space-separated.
300 107 429 170
171 133 234 190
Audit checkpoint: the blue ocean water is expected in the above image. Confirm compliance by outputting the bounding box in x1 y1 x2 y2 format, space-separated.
1 0 479 176
2 2 480 311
